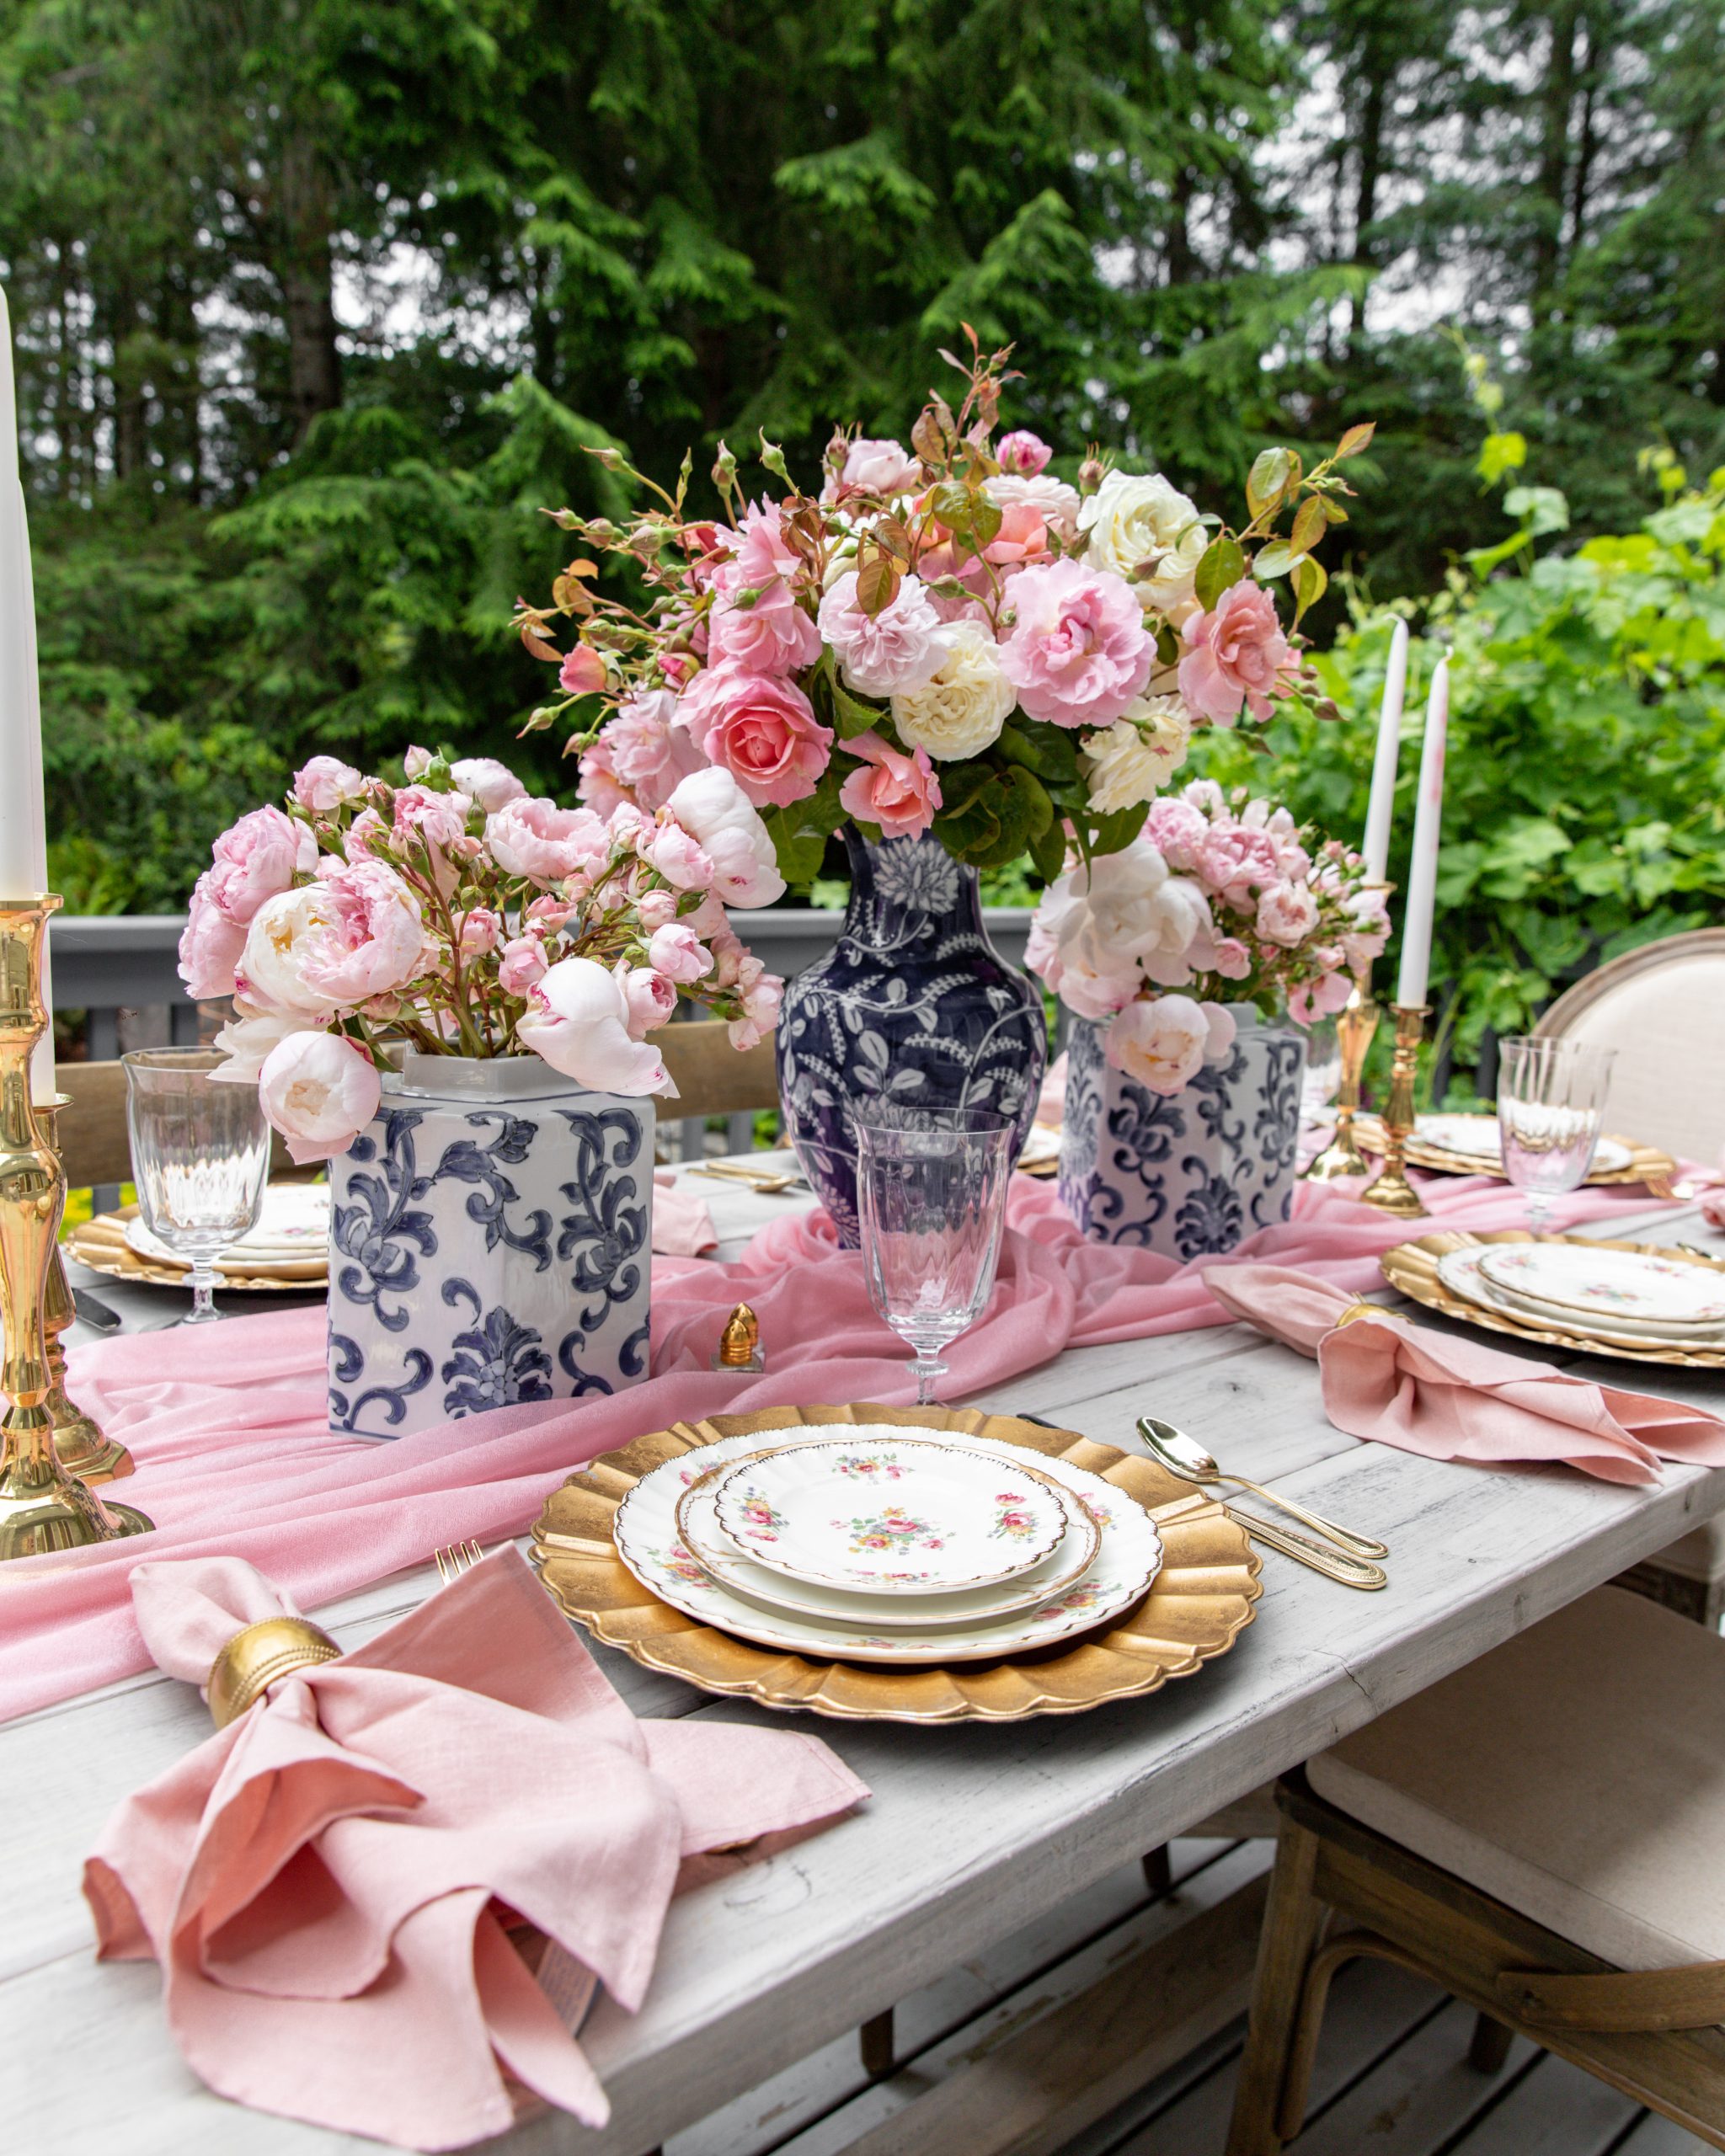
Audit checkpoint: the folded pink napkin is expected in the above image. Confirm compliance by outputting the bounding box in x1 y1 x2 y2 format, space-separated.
83 1550 867 2150
652 1166 718 1257
1203 1262 1725 1486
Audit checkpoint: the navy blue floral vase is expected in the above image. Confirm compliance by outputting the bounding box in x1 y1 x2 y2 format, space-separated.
326 1053 652 1438
776 830 1046 1244
1057 1007 1306 1258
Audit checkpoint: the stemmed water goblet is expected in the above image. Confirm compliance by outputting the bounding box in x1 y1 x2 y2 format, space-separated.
854 1106 1014 1406
1496 1036 1617 1235
122 1049 271 1324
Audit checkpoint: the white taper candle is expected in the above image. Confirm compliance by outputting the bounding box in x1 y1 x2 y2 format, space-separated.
0 282 54 1098
1395 655 1449 1011
1362 616 1408 885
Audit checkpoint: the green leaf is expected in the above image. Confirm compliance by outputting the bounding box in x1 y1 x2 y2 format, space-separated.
1336 422 1375 460
1194 535 1246 611
1292 555 1327 619
933 764 1053 867
1290 495 1327 558
854 550 900 617
1087 803 1147 858
1503 485 1569 537
1253 540 1295 580
1246 446 1293 519
996 721 1080 784
828 664 887 740
1477 431 1528 485
1028 815 1068 883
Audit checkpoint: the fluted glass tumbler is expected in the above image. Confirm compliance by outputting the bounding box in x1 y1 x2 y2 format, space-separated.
123 1049 270 1324
1496 1036 1616 1234
855 1107 1013 1406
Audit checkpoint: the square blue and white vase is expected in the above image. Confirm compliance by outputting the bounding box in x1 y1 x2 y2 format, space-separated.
326 1052 654 1438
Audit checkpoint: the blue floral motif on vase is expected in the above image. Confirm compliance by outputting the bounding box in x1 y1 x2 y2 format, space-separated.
326 1062 653 1438
1056 1009 1306 1259
774 829 1048 1244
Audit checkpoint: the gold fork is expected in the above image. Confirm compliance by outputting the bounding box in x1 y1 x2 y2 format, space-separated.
434 1539 483 1584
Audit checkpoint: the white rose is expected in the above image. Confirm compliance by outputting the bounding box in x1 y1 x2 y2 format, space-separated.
1080 695 1193 814
237 886 342 1019
450 756 527 812
1078 471 1208 611
889 622 1015 760
664 767 787 908
1104 995 1236 1097
985 472 1082 543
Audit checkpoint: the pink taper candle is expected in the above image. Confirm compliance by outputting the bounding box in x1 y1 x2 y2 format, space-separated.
1395 655 1448 1009
1362 616 1408 885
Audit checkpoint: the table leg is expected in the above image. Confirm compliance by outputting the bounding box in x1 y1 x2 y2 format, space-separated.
860 2006 895 2076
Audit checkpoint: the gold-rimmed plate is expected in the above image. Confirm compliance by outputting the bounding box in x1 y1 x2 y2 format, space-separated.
530 1402 1261 1724
1381 1230 1725 1369
1354 1116 1675 1190
65 1204 328 1294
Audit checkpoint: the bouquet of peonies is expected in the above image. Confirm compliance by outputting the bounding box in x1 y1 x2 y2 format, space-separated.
1026 781 1391 1095
178 750 786 1161
518 332 1371 883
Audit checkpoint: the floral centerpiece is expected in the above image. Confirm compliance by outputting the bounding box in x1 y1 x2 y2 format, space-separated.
178 749 785 1436
1028 781 1389 1257
508 334 1372 1237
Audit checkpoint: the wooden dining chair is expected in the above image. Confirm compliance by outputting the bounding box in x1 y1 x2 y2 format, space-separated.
1226 1585 1725 2154
656 1018 781 1161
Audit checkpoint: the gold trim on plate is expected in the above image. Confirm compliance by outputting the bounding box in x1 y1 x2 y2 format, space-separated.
1380 1230 1725 1369
1353 1119 1676 1191
64 1204 327 1294
530 1402 1262 1724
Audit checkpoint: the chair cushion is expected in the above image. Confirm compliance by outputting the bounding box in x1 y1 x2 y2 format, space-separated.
1543 951 1725 1163
1307 1585 1725 1973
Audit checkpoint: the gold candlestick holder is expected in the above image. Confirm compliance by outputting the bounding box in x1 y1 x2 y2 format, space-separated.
1359 1003 1429 1219
37 1095 134 1484
1303 971 1380 1182
0 896 151 1560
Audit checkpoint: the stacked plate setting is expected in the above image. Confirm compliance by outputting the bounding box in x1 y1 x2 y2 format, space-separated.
1406 1113 1635 1178
125 1182 330 1282
1437 1241 1725 1348
611 1426 1162 1666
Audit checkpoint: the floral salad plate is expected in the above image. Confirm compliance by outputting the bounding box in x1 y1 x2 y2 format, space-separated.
1475 1243 1725 1331
1417 1113 1633 1177
611 1431 1162 1667
709 1433 1071 1593
1436 1246 1725 1346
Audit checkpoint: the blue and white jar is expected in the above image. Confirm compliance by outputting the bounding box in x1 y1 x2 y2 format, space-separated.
327 1052 653 1438
1057 1006 1306 1259
775 829 1047 1244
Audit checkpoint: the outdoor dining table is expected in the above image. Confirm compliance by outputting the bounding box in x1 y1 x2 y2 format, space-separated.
9 1161 1725 2156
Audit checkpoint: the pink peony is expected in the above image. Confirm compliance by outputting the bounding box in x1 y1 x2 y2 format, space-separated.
486 797 611 884
597 689 709 812
558 644 607 696
450 757 527 813
204 806 315 927
676 665 832 809
178 878 248 999
257 1031 382 1166
453 906 501 958
827 438 919 498
292 755 366 813
708 582 821 675
635 887 678 932
498 935 550 997
209 1007 298 1084
836 730 942 840
518 955 672 1095
640 820 715 892
817 571 949 700
997 558 1153 729
296 861 425 1006
1255 879 1321 948
664 766 787 908
996 430 1052 477
646 921 713 984
614 959 677 1037
1105 995 1237 1096
1178 580 1294 726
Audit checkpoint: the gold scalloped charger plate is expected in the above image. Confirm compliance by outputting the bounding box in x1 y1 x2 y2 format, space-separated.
530 1402 1262 1725
65 1206 327 1294
1381 1230 1725 1369
1354 1117 1674 1190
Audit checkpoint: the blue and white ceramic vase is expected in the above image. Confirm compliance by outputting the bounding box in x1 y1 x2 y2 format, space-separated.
775 830 1046 1245
326 1051 653 1438
1057 1006 1306 1258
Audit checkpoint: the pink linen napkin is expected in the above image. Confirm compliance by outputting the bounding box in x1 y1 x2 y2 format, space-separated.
1203 1262 1725 1485
83 1550 867 2151
652 1167 718 1257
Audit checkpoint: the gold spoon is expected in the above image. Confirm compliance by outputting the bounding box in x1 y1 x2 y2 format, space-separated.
1136 1415 1391 1563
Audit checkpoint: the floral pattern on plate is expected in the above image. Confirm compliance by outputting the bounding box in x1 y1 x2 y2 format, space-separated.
614 1430 1159 1666
710 1433 1070 1593
1477 1243 1725 1326
1438 1247 1725 1346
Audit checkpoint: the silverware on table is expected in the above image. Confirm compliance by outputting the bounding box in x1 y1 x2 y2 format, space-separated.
1135 1414 1391 1563
72 1287 123 1334
1221 1505 1388 1590
689 1165 803 1194
434 1540 484 1584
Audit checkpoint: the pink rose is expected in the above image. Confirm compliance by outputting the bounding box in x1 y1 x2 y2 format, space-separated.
1255 880 1320 948
728 965 783 1049
205 806 314 926
292 755 366 813
558 644 606 696
518 954 672 1095
614 959 677 1038
1104 995 1237 1096
526 894 572 931
647 921 714 985
1340 886 1391 972
576 734 630 819
827 437 918 498
1210 937 1253 980
257 1031 382 1166
676 665 832 808
402 745 434 778
1178 581 1293 726
392 785 472 859
344 807 388 860
817 571 948 699
498 935 549 996
836 730 943 840
450 758 527 812
1140 796 1209 872
600 689 710 810
178 878 248 999
986 472 1081 542
982 500 1051 570
1199 823 1282 905
487 797 611 883
714 501 801 599
665 767 787 908
708 581 821 675
997 558 1153 729
453 906 501 958
996 430 1052 477
635 888 678 932
296 861 425 1006
1287 970 1356 1025
641 820 715 891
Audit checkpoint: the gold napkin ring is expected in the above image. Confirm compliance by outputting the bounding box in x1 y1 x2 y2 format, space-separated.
1334 1300 1405 1329
207 1617 341 1728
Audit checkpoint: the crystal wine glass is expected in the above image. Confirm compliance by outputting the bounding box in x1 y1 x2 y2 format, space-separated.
854 1107 1013 1406
1496 1036 1617 1234
123 1049 271 1324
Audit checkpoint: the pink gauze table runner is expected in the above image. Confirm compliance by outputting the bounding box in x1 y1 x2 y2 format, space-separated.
0 1168 1685 1724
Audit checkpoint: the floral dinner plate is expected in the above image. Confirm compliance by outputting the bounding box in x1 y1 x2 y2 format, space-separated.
1476 1243 1725 1327
709 1432 1071 1593
1436 1247 1725 1346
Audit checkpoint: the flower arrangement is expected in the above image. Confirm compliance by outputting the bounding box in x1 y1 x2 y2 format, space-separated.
517 332 1372 883
1026 780 1390 1094
178 749 786 1161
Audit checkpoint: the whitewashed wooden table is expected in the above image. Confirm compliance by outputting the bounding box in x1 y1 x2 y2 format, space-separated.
11 1171 1725 2156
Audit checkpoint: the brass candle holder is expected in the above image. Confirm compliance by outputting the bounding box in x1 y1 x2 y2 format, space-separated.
36 1094 134 1484
0 895 151 1559
1303 971 1380 1182
1359 1003 1429 1219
